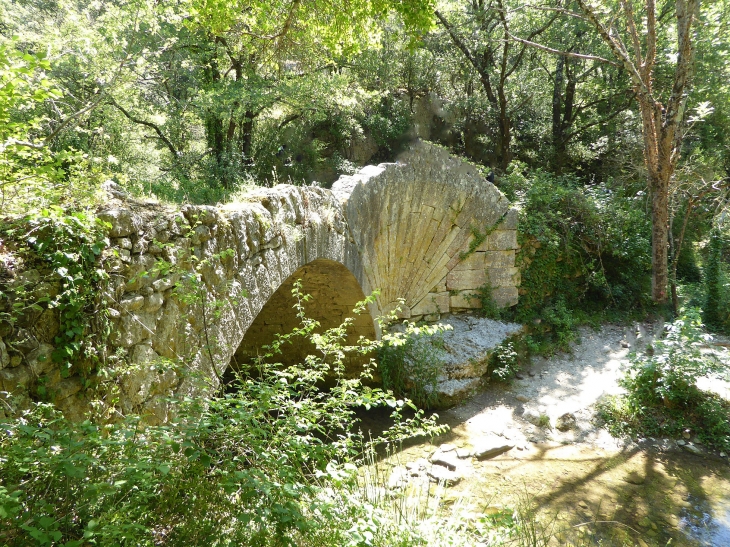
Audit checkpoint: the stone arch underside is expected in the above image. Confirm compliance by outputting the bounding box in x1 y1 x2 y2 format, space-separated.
226 258 377 382
178 186 372 399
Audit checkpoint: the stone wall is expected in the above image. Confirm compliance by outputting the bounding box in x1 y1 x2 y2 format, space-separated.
0 141 520 420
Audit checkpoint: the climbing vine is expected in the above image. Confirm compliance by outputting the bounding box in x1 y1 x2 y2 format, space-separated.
458 210 509 262
0 207 110 383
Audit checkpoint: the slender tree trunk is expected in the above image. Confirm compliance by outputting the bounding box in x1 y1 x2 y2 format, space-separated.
497 90 513 170
650 172 670 303
240 110 255 165
552 56 565 147
552 56 565 171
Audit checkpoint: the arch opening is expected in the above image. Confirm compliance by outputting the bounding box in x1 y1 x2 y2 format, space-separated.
226 259 377 382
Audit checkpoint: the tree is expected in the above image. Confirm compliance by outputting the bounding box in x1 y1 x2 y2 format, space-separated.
435 0 557 169
567 0 700 304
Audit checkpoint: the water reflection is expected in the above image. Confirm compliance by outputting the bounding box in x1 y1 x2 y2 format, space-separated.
679 494 730 546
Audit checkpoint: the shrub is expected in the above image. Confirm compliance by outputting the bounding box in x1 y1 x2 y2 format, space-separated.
378 317 451 410
503 168 652 350
490 341 520 381
598 308 730 451
0 284 442 546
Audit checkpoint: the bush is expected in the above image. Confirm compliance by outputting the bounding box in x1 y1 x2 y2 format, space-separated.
598 308 730 451
378 317 451 410
0 285 442 546
503 168 652 350
490 341 520 381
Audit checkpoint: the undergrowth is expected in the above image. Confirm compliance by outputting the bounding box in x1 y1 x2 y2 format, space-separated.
378 310 451 410
0 207 111 384
597 308 730 451
0 283 445 546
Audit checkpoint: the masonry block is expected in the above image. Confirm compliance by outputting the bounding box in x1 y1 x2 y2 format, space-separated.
450 290 481 309
488 229 518 250
411 292 450 316
446 269 487 291
491 286 519 307
488 267 521 288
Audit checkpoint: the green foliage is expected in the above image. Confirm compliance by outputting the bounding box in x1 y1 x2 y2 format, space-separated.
378 315 450 409
0 43 103 213
703 228 730 332
490 341 519 382
0 284 442 546
506 169 652 350
598 308 730 451
474 282 503 320
0 207 110 381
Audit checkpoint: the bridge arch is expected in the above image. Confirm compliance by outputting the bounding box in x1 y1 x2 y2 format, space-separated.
3 141 520 422
226 258 377 381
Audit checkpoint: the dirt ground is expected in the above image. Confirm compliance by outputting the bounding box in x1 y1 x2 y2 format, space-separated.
379 323 730 546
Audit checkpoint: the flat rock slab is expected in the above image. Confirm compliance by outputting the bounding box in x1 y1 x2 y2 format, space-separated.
473 439 514 460
430 450 461 471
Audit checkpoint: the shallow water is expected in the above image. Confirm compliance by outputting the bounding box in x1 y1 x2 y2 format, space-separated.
680 494 730 547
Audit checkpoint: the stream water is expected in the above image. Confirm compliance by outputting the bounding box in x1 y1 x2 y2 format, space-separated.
361 323 730 546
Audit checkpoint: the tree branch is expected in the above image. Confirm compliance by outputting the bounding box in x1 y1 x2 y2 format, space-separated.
505 32 618 66
108 97 180 158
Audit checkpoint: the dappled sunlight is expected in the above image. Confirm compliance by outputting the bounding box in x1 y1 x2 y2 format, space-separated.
372 322 730 547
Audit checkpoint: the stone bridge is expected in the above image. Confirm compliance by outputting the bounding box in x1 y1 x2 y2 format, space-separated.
0 142 519 421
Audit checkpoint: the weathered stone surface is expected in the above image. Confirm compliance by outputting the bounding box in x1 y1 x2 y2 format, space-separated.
111 312 157 347
430 449 460 471
446 268 487 291
427 465 461 486
522 407 548 427
484 250 515 268
120 295 144 312
333 141 518 317
0 337 9 369
13 328 38 354
491 286 519 307
27 343 54 376
555 412 577 432
487 230 518 250
33 308 60 344
488 267 521 288
54 377 84 401
451 252 485 271
0 365 32 392
411 292 450 316
97 208 141 237
450 290 481 309
144 293 165 313
121 345 162 407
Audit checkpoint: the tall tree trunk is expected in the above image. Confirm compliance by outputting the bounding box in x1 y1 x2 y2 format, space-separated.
552 56 565 171
497 89 513 170
240 110 255 165
552 56 565 148
650 171 670 303
575 0 699 305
